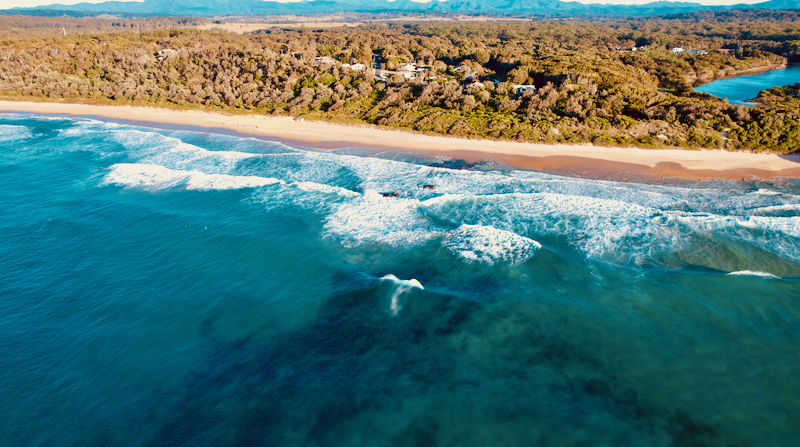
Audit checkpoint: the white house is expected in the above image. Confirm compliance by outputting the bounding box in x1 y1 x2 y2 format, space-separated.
156 49 176 60
343 63 367 71
312 56 335 64
671 48 685 53
397 69 417 79
513 85 537 94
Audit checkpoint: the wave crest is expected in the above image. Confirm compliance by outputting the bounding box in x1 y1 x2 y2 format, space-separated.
443 224 541 265
103 163 283 191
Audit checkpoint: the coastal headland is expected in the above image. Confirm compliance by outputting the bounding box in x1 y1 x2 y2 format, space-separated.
3 100 799 181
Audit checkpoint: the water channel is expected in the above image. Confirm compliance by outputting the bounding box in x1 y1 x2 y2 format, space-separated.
694 63 800 106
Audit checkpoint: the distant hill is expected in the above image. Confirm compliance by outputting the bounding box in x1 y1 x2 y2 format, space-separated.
2 0 798 18
663 8 800 21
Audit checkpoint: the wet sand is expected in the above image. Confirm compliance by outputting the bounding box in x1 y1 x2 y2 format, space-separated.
2 100 799 181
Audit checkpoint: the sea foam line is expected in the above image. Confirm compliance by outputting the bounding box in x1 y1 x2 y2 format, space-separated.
727 271 780 279
103 163 284 191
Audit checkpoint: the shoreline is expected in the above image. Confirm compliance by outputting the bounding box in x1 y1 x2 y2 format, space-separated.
2 100 800 181
692 62 789 88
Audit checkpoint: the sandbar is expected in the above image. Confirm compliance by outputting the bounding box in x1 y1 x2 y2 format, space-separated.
2 100 799 181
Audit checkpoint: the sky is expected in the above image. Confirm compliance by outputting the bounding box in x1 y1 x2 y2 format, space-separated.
0 0 768 9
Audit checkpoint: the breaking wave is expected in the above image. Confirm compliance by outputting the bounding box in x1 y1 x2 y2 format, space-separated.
0 124 32 142
380 274 424 315
83 124 800 271
442 225 541 265
727 270 780 279
103 163 283 191
323 190 441 248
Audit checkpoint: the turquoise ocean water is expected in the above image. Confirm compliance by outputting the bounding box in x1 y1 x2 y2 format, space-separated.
2 113 800 446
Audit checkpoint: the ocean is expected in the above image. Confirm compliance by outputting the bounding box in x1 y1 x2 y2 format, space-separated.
1 113 799 446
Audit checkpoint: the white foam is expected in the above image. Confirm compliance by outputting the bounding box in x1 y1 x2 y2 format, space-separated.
380 274 424 315
293 181 359 198
185 171 283 191
110 128 261 172
423 190 796 267
442 224 541 265
323 190 441 248
748 216 800 239
103 163 283 191
380 274 424 290
73 125 800 269
749 204 800 215
0 124 31 142
59 119 121 136
741 216 800 262
422 191 670 265
286 156 800 267
748 189 782 196
727 271 780 279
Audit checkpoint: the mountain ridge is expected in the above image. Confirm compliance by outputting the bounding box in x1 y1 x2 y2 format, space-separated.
4 0 799 17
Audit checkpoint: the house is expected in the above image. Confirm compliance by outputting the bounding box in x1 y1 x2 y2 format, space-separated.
513 85 537 94
671 48 685 53
397 68 417 79
343 63 367 71
312 56 335 64
393 62 418 79
156 49 176 60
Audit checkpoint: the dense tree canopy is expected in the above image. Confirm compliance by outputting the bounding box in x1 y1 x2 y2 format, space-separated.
0 12 798 152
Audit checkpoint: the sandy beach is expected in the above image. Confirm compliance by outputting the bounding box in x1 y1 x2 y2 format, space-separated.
2 100 799 181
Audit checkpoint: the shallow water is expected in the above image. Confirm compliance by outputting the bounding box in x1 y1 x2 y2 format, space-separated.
694 63 800 106
1 114 800 446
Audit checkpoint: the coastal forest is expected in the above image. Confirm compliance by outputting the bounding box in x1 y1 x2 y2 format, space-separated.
1 10 799 152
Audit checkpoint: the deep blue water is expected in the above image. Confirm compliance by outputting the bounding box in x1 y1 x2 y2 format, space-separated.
2 113 800 446
694 64 800 106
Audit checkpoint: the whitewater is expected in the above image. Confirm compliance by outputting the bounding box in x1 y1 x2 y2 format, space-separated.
1 113 800 446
